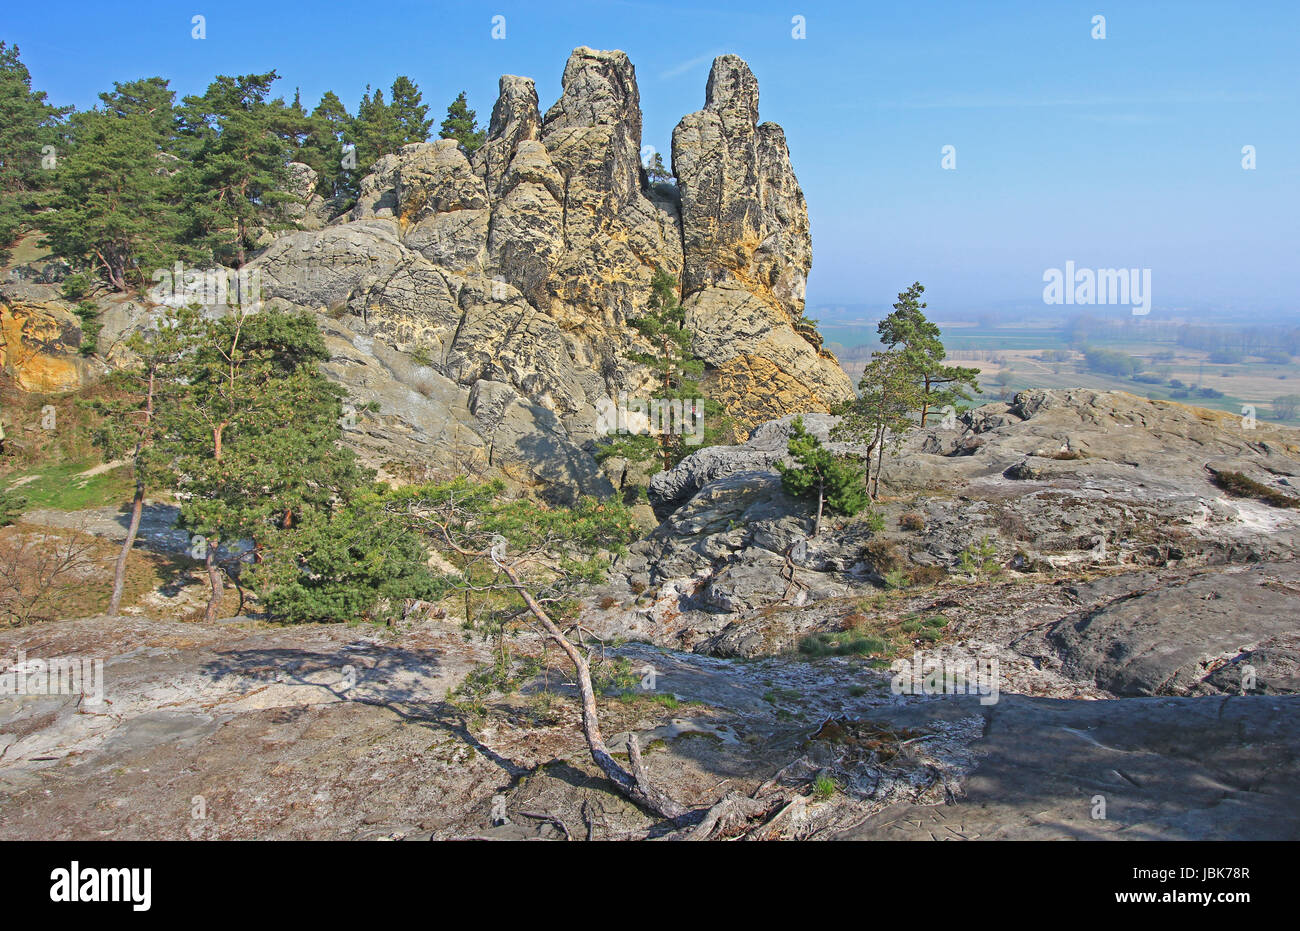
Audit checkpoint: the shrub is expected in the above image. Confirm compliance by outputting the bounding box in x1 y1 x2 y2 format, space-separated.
862 509 886 533
907 564 947 586
60 272 94 300
0 490 25 527
841 612 870 632
810 773 838 800
958 536 1001 577
0 529 99 626
882 568 910 590
862 537 901 572
800 631 888 658
1084 348 1142 377
899 510 925 531
73 301 101 356
1212 471 1300 509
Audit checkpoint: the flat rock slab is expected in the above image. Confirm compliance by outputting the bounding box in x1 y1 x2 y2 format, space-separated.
1050 561 1300 696
836 694 1300 840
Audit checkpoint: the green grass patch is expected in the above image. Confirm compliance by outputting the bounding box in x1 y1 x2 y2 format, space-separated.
4 460 135 512
810 773 839 800
799 631 890 658
824 607 952 660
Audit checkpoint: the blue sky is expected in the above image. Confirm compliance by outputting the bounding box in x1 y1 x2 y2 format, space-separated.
6 0 1298 318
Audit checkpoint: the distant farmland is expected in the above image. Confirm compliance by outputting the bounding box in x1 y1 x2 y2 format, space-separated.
828 321 1300 426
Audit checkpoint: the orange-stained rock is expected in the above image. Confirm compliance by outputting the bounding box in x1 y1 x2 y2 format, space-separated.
0 300 86 392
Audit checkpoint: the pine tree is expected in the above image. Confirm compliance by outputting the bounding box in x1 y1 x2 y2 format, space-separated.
97 77 177 142
151 307 369 621
439 91 485 155
88 313 190 613
301 90 355 203
645 151 672 183
877 282 979 425
0 43 71 264
389 75 432 147
41 81 182 292
600 267 727 473
776 416 870 536
252 485 440 623
831 348 924 498
391 478 684 819
177 71 295 267
350 85 398 173
268 86 315 154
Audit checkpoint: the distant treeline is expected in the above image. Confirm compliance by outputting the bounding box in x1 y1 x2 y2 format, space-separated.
1064 314 1300 358
832 312 1300 362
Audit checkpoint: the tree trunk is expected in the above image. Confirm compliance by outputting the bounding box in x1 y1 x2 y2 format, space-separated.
497 560 686 822
108 481 144 615
862 439 878 500
109 370 155 616
204 543 223 623
814 476 824 537
874 433 886 498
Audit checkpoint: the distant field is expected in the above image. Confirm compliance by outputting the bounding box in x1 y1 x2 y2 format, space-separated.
830 323 1300 426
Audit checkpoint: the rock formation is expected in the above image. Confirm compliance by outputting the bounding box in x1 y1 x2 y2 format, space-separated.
673 55 847 424
245 48 852 499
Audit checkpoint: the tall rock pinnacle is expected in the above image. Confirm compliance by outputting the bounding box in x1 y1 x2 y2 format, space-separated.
673 55 850 427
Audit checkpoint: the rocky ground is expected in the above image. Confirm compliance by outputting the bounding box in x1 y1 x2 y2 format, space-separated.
2 612 1295 840
3 390 1298 840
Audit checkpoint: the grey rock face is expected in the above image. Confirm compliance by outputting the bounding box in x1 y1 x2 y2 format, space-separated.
473 75 543 198
648 412 844 513
281 162 331 230
1048 561 1300 696
673 56 807 313
671 56 853 424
